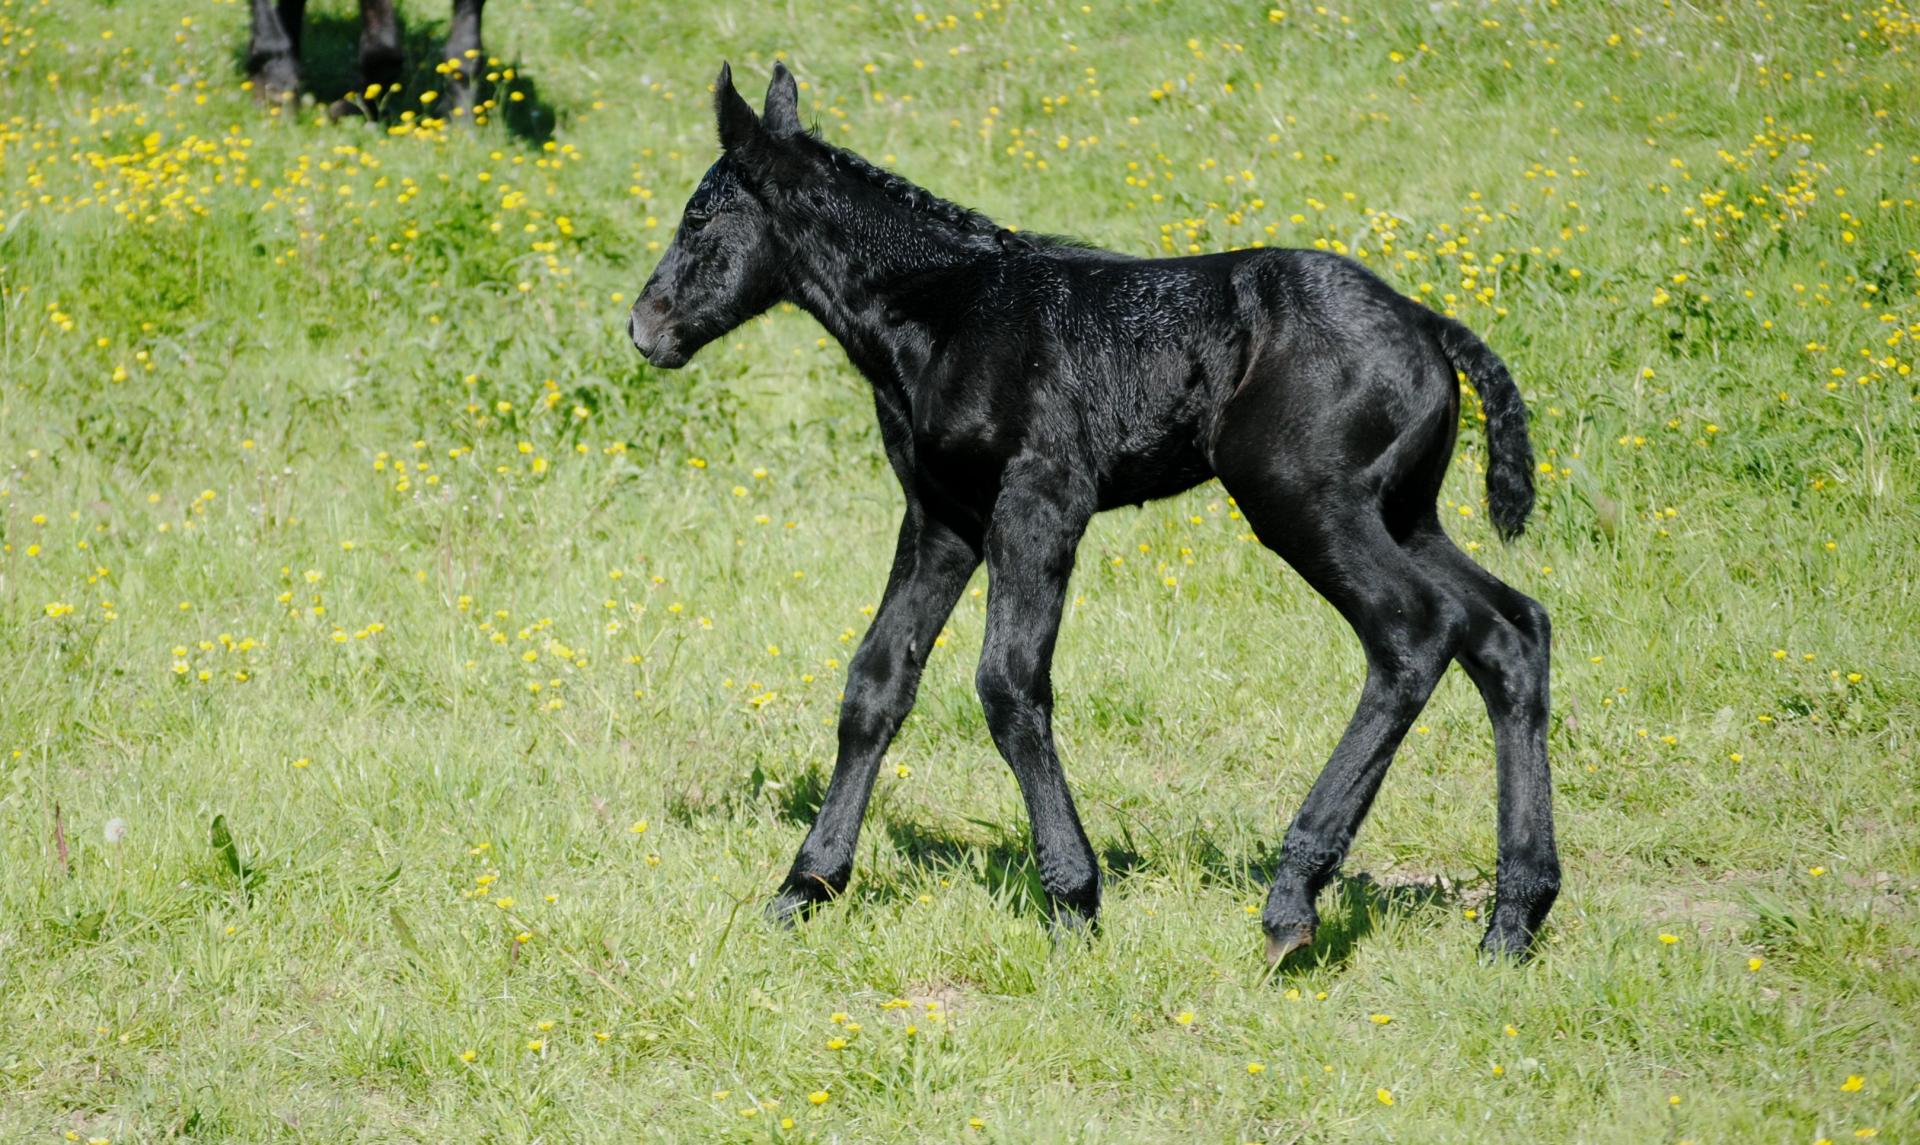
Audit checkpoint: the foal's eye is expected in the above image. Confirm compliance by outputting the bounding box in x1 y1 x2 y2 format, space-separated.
682 213 711 234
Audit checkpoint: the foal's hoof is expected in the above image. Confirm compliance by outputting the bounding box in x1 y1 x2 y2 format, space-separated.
252 78 300 109
767 874 840 929
766 889 818 929
1264 922 1316 965
1477 918 1538 963
1046 906 1099 950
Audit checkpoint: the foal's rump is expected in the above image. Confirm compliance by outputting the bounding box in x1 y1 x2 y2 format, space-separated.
1211 249 1532 538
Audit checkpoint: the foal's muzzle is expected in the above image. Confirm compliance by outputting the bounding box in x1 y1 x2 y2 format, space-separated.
627 296 688 369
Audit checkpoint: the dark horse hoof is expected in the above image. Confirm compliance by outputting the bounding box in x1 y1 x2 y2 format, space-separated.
1046 905 1099 950
1478 917 1539 963
767 875 839 928
250 64 301 107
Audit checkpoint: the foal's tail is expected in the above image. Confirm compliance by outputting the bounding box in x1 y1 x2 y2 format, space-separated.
1428 313 1535 541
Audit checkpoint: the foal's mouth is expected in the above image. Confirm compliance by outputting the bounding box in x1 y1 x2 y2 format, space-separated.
627 309 690 369
635 339 690 369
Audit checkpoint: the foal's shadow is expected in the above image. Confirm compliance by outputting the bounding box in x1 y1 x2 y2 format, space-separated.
770 766 1458 959
1274 871 1462 976
233 11 557 144
879 819 1053 920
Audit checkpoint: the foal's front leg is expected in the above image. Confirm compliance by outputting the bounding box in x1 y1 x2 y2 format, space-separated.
976 478 1102 934
769 509 980 924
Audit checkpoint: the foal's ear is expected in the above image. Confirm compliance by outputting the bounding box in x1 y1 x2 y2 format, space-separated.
762 61 802 138
714 61 760 153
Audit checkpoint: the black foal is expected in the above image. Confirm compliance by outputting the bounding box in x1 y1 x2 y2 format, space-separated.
628 63 1560 962
246 0 487 118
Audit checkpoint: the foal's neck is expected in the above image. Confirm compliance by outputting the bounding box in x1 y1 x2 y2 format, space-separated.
780 192 995 390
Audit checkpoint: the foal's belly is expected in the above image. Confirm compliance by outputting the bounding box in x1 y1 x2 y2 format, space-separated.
1093 434 1215 510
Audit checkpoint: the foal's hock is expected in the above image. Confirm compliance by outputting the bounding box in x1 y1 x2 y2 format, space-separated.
628 62 1560 963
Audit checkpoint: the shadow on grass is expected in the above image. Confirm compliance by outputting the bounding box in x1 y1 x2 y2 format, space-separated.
1270 871 1465 977
763 767 1465 967
232 10 556 144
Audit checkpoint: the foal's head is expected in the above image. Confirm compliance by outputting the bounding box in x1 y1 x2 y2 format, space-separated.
627 62 807 369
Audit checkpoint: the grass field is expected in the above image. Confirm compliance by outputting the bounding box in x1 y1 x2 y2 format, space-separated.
3 0 1917 1140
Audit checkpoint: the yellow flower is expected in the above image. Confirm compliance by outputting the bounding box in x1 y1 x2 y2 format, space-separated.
1376 1088 1394 1106
808 1089 830 1105
1369 1013 1392 1024
1841 1075 1864 1092
1658 933 1678 945
1747 957 1765 972
1175 1010 1194 1025
1246 1061 1265 1074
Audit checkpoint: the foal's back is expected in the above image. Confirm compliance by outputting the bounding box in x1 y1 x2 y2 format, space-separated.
919 244 1458 511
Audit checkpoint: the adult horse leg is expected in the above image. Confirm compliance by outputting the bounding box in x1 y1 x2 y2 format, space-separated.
769 508 981 923
975 472 1102 937
443 0 487 120
329 0 405 119
1406 522 1559 958
246 0 307 104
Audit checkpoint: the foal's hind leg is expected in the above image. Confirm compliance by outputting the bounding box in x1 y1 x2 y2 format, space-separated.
1407 523 1559 958
1221 496 1465 959
1214 450 1465 961
1270 522 1461 960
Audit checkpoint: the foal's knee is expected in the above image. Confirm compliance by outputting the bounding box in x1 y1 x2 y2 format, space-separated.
975 657 1045 738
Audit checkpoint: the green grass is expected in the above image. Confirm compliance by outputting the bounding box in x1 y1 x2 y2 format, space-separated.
2 0 1916 1140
